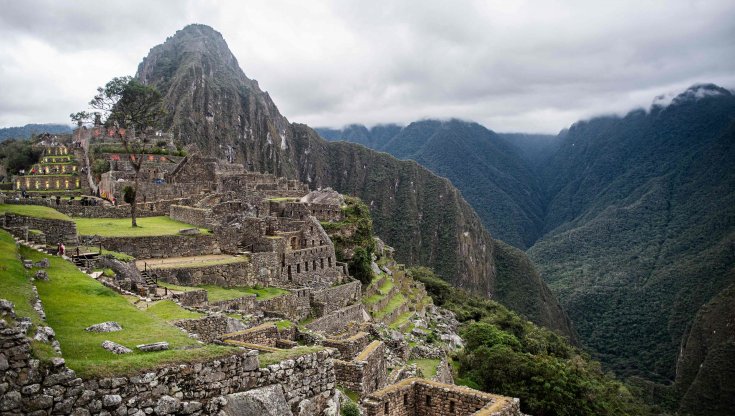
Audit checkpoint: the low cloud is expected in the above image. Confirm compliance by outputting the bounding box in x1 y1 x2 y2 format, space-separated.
1 0 733 133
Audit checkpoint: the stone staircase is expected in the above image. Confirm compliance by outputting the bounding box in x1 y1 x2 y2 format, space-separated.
140 269 157 286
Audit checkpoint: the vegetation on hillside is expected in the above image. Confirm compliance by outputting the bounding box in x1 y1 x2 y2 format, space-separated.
0 138 42 176
321 196 376 284
411 266 651 416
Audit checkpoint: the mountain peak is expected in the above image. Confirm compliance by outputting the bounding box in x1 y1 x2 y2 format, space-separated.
652 83 733 108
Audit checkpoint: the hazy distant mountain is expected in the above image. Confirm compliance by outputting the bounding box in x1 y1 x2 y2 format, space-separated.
0 123 71 141
135 24 573 336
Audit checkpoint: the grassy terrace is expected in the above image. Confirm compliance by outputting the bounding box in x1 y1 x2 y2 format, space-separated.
19 245 234 378
158 282 288 302
0 231 42 325
374 293 406 320
410 358 441 379
143 300 203 321
74 216 210 237
0 203 72 221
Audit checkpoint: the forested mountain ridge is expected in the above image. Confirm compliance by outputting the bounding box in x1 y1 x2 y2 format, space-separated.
531 85 735 382
134 24 574 337
317 84 735 410
317 120 548 249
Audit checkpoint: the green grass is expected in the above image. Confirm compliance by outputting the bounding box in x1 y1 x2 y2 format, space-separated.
257 345 325 367
268 197 299 202
20 246 235 378
144 300 203 321
389 312 414 330
0 204 71 221
410 358 440 379
378 276 394 294
74 216 210 237
275 320 293 330
374 293 406 320
0 231 42 325
363 293 383 305
337 386 360 403
158 282 288 302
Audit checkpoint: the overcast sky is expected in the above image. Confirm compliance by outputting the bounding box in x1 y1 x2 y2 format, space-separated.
1 0 734 133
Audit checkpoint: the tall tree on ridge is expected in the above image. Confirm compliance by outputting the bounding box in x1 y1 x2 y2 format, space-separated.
71 76 166 227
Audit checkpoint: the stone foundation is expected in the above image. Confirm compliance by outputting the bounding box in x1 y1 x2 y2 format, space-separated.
0 306 337 415
80 234 220 259
363 378 522 416
3 212 78 245
334 340 387 397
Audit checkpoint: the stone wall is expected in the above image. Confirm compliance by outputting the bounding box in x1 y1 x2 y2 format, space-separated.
306 303 367 335
79 234 220 259
363 378 522 416
257 289 311 321
0 305 337 415
323 332 371 360
222 323 286 347
207 295 257 313
173 314 247 343
311 280 361 317
173 289 208 306
334 341 387 397
152 261 255 288
3 213 78 245
169 205 211 228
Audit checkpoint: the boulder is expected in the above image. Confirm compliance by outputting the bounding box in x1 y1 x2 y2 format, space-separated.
136 341 169 352
102 340 132 355
35 258 50 268
34 270 49 281
86 321 122 332
154 395 181 415
178 228 200 235
221 385 293 416
0 299 15 318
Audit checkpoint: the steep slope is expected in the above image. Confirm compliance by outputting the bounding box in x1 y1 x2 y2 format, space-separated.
135 24 573 337
317 120 546 249
674 283 735 416
529 85 735 381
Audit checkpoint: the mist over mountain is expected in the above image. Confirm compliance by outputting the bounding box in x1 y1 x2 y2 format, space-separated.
317 84 735 410
135 24 573 337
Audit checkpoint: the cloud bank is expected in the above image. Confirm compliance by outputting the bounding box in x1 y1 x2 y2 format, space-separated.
1 0 734 133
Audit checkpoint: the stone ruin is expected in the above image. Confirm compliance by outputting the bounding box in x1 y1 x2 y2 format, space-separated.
0 146 524 415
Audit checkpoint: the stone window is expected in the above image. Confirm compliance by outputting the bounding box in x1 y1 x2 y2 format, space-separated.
384 402 389 414
288 265 292 280
305 261 309 272
328 257 332 267
320 258 324 269
426 395 431 407
403 394 408 406
297 264 301 273
450 400 456 413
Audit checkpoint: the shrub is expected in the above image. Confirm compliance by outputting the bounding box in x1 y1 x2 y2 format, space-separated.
341 401 359 416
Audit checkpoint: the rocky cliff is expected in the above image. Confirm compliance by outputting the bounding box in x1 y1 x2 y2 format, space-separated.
135 24 573 337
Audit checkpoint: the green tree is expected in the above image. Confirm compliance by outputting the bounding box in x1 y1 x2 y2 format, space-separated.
72 76 165 227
